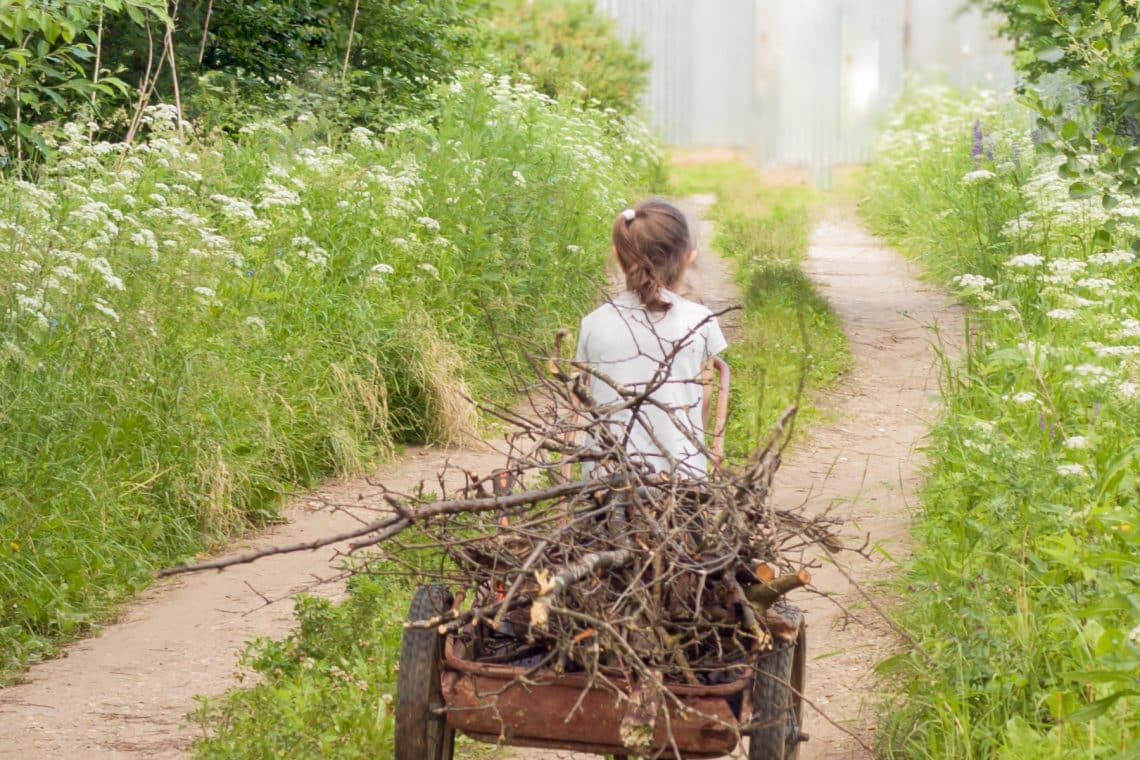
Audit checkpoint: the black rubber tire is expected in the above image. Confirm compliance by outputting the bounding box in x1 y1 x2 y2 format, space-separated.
749 605 805 760
395 584 456 760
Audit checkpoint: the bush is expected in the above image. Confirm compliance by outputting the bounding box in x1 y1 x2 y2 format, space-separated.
190 573 410 758
0 74 662 676
488 0 649 114
862 85 1140 758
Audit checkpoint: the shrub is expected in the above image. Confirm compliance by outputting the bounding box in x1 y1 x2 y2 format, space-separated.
0 74 662 676
488 0 650 114
863 85 1140 758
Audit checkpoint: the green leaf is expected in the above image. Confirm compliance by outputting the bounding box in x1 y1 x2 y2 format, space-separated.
1037 46 1065 63
1061 120 1079 140
1065 690 1140 722
1069 181 1096 199
1063 670 1137 685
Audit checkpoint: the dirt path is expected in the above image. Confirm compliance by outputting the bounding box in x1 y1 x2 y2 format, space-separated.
0 197 959 760
0 446 505 759
500 203 960 760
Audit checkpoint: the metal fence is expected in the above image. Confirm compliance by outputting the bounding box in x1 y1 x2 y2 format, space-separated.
596 0 1015 177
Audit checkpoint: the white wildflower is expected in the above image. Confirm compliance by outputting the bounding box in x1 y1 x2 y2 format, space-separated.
1116 319 1140 338
961 169 996 184
962 438 992 454
245 316 266 331
952 273 993 289
566 245 582 254
258 180 301 209
417 216 441 232
417 263 440 279
1093 345 1140 358
1063 436 1089 450
371 263 394 275
51 265 79 282
1076 277 1114 293
1005 253 1044 269
193 286 217 300
512 170 527 188
1056 463 1088 478
1089 249 1135 266
89 257 125 291
92 299 119 322
1011 391 1038 405
1046 308 1078 320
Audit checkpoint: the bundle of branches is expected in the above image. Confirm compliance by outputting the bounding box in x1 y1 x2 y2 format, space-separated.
162 321 850 751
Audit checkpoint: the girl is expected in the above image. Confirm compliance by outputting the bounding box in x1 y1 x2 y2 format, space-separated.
573 199 728 478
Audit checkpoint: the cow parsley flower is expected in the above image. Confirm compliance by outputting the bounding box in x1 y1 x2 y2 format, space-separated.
962 169 996 184
1063 436 1089 450
92 300 119 322
1005 253 1044 269
1089 249 1135 267
953 273 993 289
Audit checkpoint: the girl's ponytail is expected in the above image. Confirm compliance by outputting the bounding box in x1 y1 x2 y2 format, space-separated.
611 200 692 313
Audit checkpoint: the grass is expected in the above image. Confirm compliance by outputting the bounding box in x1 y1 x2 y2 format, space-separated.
0 74 662 679
187 158 849 758
860 85 1140 757
671 159 849 459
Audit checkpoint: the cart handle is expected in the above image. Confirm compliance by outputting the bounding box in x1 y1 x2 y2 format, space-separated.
711 356 730 464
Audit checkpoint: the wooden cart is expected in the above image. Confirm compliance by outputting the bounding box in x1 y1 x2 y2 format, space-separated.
393 357 807 758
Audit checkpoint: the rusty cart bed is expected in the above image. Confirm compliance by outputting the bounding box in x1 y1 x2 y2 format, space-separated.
394 585 807 760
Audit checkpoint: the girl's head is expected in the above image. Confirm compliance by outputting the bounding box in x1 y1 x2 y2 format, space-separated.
611 199 695 312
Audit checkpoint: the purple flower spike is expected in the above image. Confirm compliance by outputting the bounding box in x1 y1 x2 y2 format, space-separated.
972 120 984 165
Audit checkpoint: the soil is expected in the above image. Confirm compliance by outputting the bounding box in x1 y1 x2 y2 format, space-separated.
0 195 960 760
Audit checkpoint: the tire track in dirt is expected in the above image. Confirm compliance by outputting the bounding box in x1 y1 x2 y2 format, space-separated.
498 202 960 760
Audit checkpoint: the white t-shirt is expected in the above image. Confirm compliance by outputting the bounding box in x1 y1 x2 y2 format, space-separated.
574 289 728 477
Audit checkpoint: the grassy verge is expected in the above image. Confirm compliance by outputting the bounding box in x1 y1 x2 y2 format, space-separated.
671 160 849 459
0 75 661 678
861 86 1140 757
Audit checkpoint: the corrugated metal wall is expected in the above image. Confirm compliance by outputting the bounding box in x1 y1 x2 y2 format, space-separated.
597 0 1014 175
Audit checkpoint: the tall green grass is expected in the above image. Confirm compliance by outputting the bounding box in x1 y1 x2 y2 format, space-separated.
671 161 849 458
0 75 662 677
862 86 1140 758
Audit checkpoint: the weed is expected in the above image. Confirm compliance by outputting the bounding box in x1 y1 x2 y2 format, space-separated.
862 85 1140 758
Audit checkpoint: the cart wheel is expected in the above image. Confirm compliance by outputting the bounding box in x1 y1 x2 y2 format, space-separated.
395 584 456 760
749 604 806 760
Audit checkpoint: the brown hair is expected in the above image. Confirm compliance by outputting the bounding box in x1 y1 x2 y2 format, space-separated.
611 199 692 312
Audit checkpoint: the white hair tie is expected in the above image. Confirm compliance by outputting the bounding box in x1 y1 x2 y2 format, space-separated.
621 208 636 222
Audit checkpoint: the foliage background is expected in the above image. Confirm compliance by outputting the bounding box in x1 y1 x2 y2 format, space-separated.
0 0 659 677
